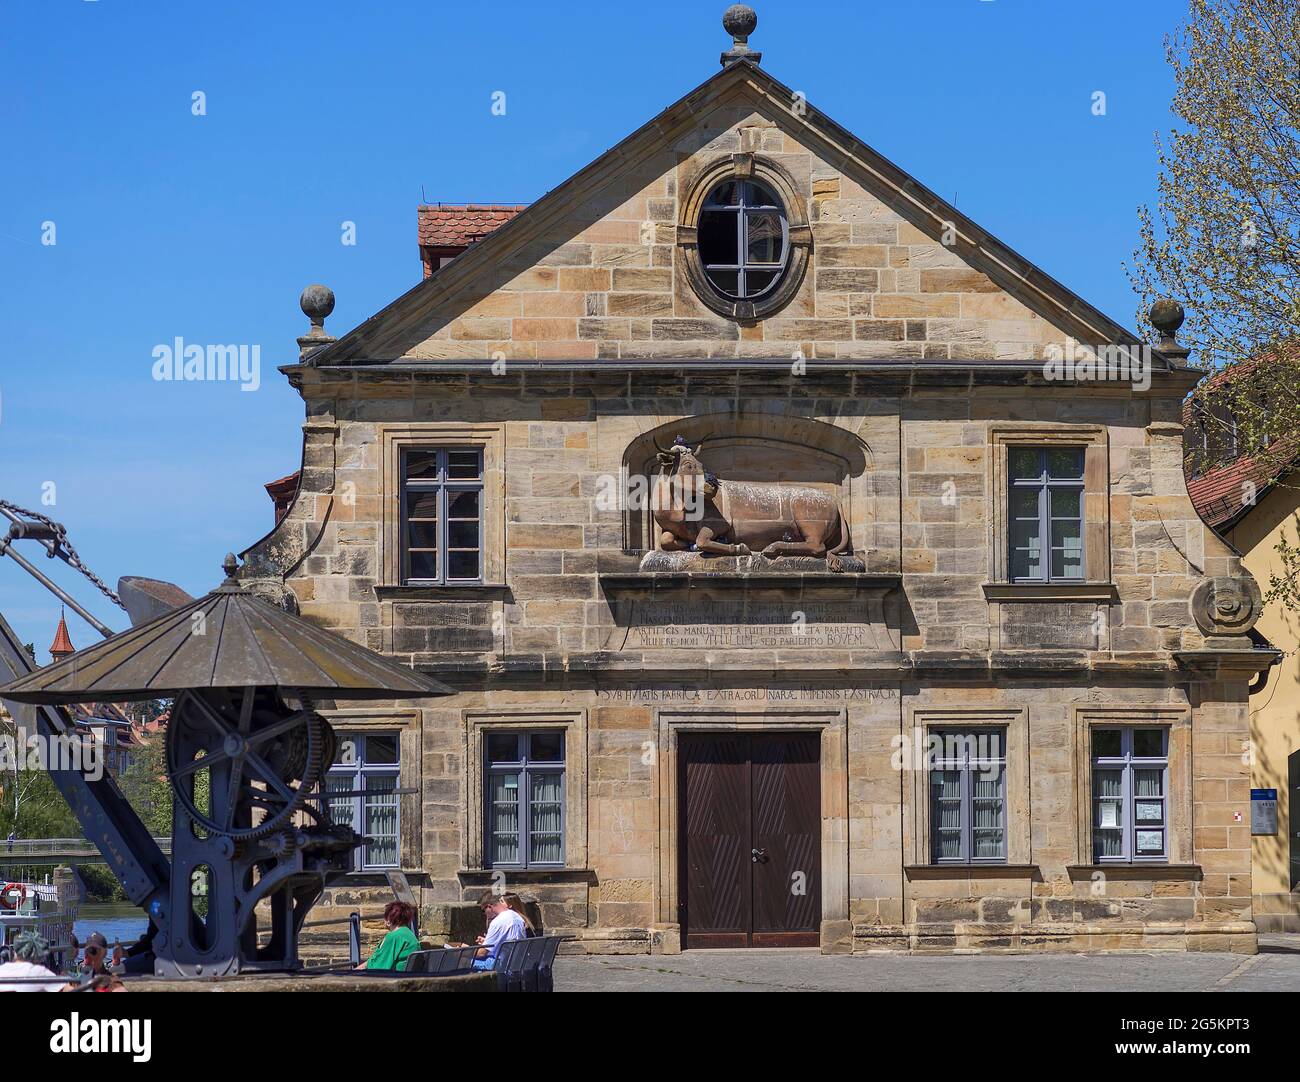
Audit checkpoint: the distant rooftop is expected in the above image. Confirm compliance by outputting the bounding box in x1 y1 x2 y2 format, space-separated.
417 204 527 277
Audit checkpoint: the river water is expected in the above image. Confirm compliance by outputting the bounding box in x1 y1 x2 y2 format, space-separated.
73 901 149 946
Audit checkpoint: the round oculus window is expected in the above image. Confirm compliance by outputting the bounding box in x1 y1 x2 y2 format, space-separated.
696 179 789 300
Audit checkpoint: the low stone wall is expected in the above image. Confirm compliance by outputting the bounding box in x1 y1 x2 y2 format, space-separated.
422 902 491 946
552 927 654 955
1253 893 1300 933
853 921 1256 954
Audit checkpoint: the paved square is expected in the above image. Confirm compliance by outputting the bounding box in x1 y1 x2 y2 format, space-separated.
554 936 1300 992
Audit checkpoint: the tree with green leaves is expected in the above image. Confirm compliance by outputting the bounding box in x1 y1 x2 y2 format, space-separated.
119 721 175 837
1130 0 1299 484
0 709 82 840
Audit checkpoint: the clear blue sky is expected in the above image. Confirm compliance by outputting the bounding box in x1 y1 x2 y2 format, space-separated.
0 0 1188 660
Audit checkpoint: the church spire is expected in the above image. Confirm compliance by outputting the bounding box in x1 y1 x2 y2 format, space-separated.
49 608 75 661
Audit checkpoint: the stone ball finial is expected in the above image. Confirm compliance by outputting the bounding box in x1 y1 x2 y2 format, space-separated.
720 4 761 66
299 284 336 329
1148 298 1185 338
723 4 758 42
222 552 239 580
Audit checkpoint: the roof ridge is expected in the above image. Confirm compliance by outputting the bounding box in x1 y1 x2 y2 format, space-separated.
310 57 1162 364
418 203 530 212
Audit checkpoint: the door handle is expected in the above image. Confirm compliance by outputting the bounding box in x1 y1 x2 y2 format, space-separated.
751 847 767 863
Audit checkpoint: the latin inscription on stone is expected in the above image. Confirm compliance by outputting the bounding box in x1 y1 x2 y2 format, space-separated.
612 600 886 650
999 602 1100 650
595 686 899 702
393 601 495 653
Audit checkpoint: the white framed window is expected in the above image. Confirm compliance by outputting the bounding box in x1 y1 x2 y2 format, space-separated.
1008 446 1086 582
1092 727 1168 863
400 446 484 585
929 729 1007 864
326 731 401 870
484 730 566 869
697 179 790 301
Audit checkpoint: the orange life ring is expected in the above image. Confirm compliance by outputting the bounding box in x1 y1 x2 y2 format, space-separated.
0 882 26 910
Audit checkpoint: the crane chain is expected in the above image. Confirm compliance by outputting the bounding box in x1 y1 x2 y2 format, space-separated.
0 500 125 610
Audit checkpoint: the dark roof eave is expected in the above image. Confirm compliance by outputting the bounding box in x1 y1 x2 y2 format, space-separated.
279 357 1202 385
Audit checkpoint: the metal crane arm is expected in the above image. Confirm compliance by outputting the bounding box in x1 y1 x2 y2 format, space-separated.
0 610 169 907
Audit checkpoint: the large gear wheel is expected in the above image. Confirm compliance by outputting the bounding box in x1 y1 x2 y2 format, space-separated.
167 688 326 841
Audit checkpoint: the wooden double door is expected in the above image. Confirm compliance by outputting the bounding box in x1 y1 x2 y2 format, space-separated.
678 731 821 948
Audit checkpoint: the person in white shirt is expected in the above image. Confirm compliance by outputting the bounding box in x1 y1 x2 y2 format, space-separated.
0 932 66 992
472 892 527 971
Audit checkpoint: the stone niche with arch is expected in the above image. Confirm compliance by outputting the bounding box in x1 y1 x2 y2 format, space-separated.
614 412 899 577
596 411 904 657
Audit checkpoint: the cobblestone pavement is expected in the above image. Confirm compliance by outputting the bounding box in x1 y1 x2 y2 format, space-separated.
554 935 1300 992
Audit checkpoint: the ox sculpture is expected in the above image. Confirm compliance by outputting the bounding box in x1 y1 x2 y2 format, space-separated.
649 436 852 572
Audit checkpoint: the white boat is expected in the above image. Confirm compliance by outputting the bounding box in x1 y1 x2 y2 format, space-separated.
0 879 78 968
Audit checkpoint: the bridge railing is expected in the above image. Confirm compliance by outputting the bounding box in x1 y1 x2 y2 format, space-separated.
0 837 172 856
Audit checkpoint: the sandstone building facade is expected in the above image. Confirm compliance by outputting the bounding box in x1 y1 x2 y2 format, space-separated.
242 11 1273 954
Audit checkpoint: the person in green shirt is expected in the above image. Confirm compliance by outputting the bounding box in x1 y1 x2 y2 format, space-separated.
357 902 420 971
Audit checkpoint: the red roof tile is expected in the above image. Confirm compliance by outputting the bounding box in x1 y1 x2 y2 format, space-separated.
265 471 300 500
1186 436 1299 527
265 471 300 525
1183 343 1300 528
1188 457 1272 527
417 204 527 249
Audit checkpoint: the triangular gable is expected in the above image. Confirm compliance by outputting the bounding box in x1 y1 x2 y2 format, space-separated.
307 59 1167 367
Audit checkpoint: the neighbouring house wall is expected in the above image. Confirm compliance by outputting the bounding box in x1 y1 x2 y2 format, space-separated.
1223 480 1300 929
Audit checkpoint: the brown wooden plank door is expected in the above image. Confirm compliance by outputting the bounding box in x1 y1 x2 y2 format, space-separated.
750 732 822 947
679 733 751 948
679 731 821 948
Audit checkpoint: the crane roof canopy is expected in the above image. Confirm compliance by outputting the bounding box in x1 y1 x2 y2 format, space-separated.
0 555 452 705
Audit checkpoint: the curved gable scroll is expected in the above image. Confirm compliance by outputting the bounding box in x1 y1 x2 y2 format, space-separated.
621 414 870 554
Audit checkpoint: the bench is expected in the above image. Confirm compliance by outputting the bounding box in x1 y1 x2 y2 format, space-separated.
491 935 565 992
405 945 480 976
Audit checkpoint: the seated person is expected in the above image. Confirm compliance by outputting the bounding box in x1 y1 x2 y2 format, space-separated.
0 931 65 992
502 892 538 937
355 902 420 972
72 932 126 992
471 892 527 970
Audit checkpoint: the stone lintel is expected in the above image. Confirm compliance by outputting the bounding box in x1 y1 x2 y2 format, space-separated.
415 648 1198 684
903 864 1041 879
1174 645 1280 678
419 657 911 687
982 582 1118 603
375 584 511 601
1065 864 1203 880
457 867 597 884
283 356 1197 385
